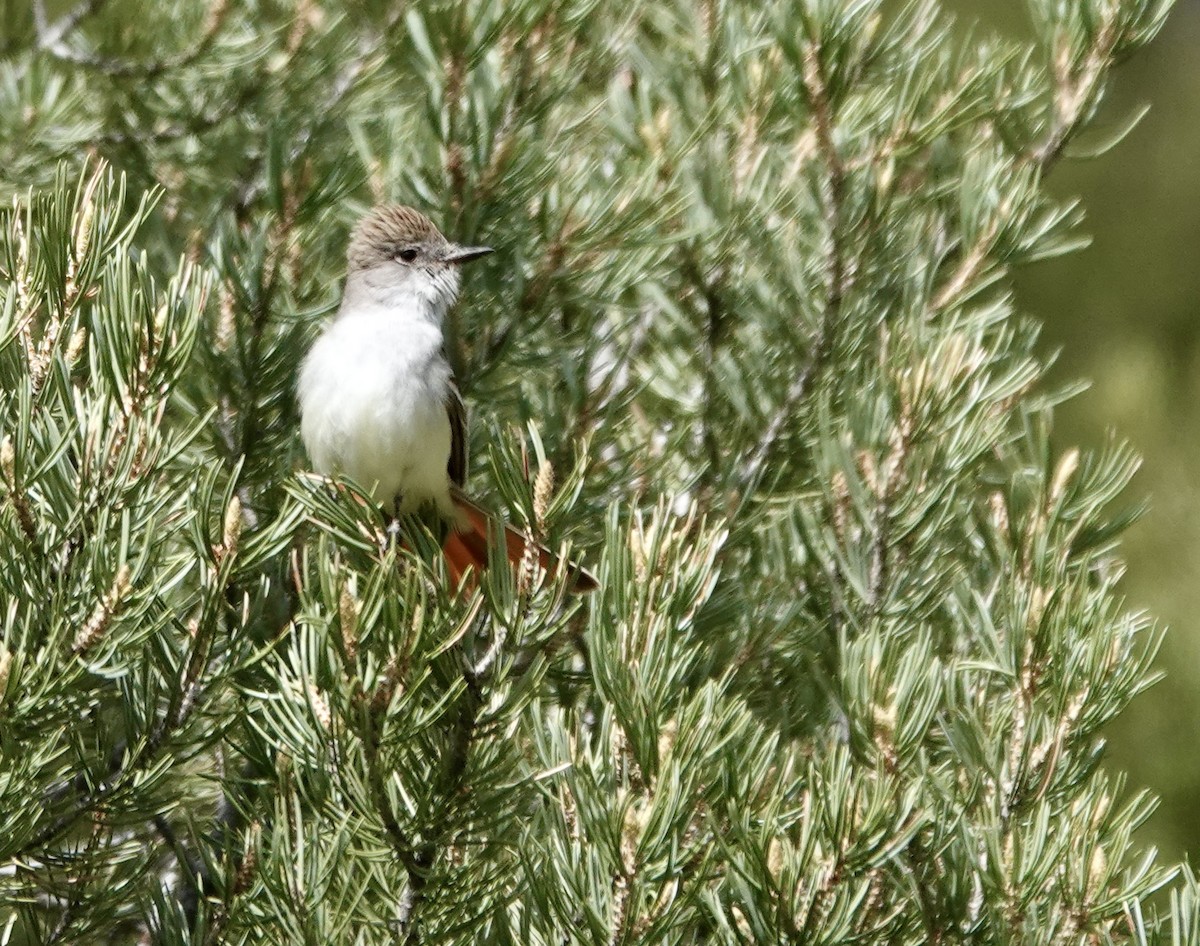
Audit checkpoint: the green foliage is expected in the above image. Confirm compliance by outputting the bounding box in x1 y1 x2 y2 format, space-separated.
0 0 1189 943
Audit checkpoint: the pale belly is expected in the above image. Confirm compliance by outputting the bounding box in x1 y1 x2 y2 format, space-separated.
299 314 454 516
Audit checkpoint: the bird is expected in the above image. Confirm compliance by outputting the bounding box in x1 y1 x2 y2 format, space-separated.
298 204 596 592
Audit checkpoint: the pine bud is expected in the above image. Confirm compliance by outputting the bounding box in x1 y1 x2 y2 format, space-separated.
517 537 541 596
629 512 648 582
339 580 359 662
857 450 878 495
620 798 646 875
73 188 96 269
766 836 785 880
372 654 402 714
533 458 554 532
1049 449 1080 504
235 821 260 894
730 904 752 939
0 435 32 543
221 493 243 559
657 716 678 763
216 282 236 353
0 645 11 702
989 491 1010 539
65 327 88 368
73 564 133 654
831 469 851 541
308 685 331 730
1087 844 1108 898
205 0 232 36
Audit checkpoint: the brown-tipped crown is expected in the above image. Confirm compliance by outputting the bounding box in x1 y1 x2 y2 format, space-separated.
347 205 449 273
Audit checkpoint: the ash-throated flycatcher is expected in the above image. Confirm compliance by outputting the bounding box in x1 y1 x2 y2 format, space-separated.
298 204 595 592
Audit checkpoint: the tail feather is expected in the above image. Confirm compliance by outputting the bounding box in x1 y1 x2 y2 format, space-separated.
442 490 597 593
441 530 482 588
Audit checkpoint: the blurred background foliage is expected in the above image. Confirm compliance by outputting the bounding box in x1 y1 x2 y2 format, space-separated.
950 0 1200 861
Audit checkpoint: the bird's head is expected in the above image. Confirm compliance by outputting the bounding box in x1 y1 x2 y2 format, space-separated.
345 205 492 314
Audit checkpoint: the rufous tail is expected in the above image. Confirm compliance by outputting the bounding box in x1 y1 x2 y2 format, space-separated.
441 489 598 593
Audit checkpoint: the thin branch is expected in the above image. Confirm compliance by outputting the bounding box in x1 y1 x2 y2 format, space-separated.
362 631 486 946
44 901 77 946
34 0 110 54
1032 20 1121 170
286 29 376 167
99 79 258 145
32 0 49 36
230 25 380 218
18 601 225 857
736 319 832 500
397 671 484 946
735 40 850 502
573 301 656 443
40 0 229 77
867 407 912 611
152 813 206 927
902 833 945 946
365 721 424 880
929 215 1001 312
678 248 727 480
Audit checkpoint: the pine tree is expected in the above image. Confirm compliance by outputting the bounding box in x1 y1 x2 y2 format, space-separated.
0 0 1195 943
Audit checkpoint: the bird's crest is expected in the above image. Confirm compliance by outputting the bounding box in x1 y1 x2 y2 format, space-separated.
348 205 447 271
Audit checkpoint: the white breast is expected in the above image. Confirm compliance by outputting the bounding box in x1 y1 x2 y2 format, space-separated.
298 304 454 517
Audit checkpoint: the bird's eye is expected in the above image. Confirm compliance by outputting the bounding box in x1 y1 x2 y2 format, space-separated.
397 248 419 263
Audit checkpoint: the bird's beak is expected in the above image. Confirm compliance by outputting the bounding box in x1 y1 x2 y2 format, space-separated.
443 244 494 264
